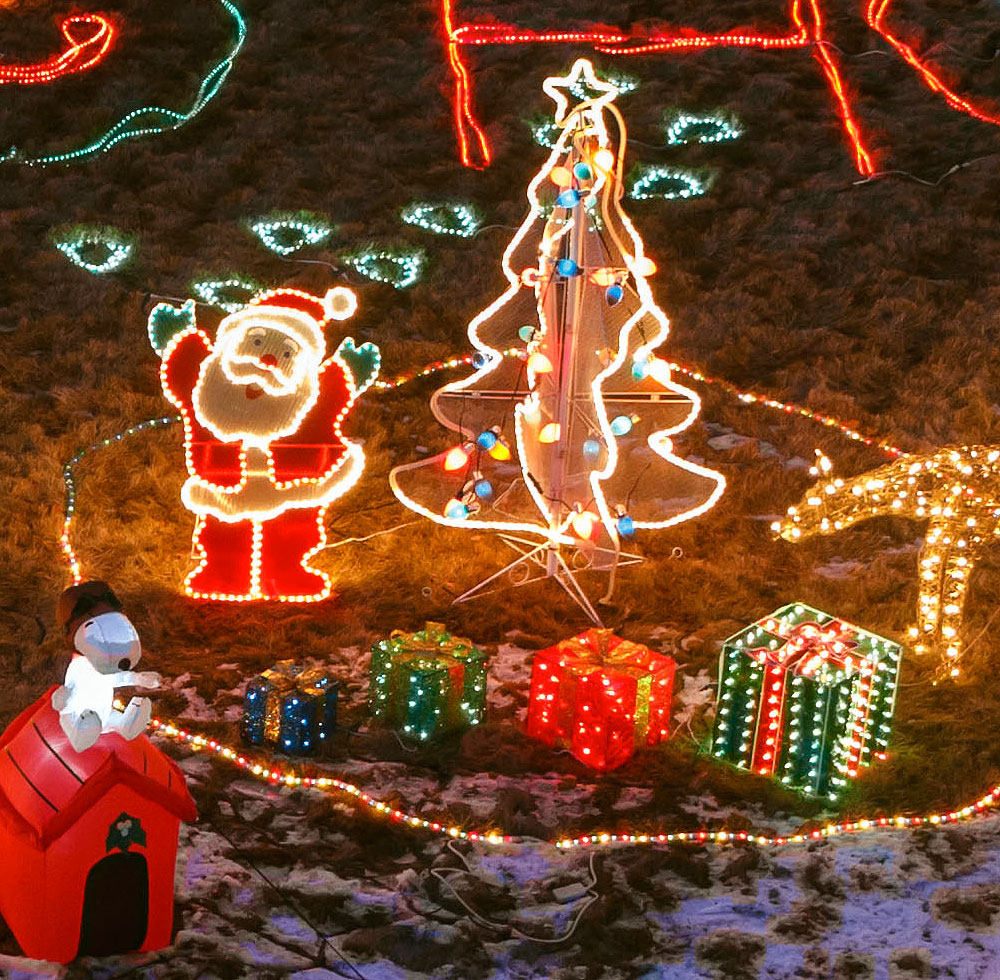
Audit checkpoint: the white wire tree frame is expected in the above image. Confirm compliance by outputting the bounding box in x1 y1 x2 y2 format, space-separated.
391 60 725 623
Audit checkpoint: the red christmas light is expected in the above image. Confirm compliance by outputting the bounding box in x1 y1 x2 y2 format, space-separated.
0 14 115 86
441 0 1000 175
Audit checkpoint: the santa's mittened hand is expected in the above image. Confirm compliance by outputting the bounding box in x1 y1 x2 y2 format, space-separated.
148 298 196 354
336 337 380 395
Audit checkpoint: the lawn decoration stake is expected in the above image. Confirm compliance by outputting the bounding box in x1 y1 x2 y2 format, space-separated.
153 286 379 601
441 0 1000 173
0 582 195 963
390 60 725 622
774 447 1000 679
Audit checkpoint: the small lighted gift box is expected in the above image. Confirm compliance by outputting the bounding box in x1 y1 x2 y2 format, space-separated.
369 622 487 741
711 603 902 799
241 660 338 756
526 628 676 771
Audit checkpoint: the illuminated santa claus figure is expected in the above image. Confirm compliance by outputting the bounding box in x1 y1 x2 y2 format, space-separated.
156 286 379 601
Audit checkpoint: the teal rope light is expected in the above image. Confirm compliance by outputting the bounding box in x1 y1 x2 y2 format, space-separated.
54 227 134 274
630 166 709 201
6 0 247 168
192 276 262 312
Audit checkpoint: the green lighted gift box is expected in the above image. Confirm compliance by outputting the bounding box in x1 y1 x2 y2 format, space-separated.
369 622 487 740
711 603 902 800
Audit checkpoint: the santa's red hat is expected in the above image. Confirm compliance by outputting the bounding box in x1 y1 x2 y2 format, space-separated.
215 286 357 359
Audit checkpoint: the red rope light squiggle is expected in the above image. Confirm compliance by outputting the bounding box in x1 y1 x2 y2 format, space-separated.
0 13 115 86
865 0 1000 128
442 0 1000 175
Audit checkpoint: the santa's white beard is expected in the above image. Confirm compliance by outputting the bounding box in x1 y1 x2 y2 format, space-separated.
193 352 320 444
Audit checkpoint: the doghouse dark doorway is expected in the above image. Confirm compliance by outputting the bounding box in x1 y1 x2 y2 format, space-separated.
77 851 149 957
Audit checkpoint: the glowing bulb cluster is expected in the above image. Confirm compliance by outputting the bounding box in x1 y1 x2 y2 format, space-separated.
774 446 1000 677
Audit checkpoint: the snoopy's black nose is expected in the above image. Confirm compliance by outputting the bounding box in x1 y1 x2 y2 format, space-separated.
118 658 131 670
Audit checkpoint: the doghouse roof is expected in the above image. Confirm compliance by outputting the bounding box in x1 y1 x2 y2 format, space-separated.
0 688 196 848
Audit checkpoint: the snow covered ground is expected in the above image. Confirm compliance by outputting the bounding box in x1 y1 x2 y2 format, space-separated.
4 642 1000 979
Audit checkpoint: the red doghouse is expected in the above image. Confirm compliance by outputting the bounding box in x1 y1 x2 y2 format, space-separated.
0 689 196 963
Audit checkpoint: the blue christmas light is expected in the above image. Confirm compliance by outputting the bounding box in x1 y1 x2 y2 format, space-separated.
582 438 601 459
477 429 498 450
474 479 493 499
610 414 634 436
556 189 581 208
557 258 581 277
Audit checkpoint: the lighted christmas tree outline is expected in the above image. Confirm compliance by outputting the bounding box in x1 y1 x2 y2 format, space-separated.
390 60 725 621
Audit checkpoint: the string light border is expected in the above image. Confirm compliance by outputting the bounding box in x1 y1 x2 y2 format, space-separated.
250 217 333 256
0 13 115 86
58 351 904 585
53 226 134 274
400 202 482 238
191 276 262 313
629 166 709 201
5 0 246 167
665 111 742 146
441 0 1000 174
149 715 1000 851
344 248 425 289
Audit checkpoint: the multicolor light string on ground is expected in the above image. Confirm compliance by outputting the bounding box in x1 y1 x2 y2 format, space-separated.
58 351 904 584
5 0 246 167
150 716 1000 850
441 0 1000 173
0 13 115 85
61 354 991 847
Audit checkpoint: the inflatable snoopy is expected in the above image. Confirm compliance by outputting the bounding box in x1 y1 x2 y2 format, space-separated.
50 581 160 753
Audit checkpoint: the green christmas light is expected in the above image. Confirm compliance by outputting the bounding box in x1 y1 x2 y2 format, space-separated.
665 111 742 146
526 114 562 149
250 217 333 256
345 248 424 289
570 67 638 101
630 166 709 201
54 227 133 274
5 0 247 168
191 276 261 313
400 202 481 238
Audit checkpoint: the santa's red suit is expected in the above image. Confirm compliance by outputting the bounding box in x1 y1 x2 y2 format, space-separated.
160 290 359 602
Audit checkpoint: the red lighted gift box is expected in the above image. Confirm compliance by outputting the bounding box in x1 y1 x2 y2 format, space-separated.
0 690 196 963
527 629 676 771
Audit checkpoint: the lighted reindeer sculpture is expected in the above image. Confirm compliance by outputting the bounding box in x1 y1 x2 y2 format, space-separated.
773 447 1000 678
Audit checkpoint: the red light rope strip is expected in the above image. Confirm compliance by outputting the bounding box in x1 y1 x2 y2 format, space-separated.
0 13 115 86
442 0 492 169
58 351 904 585
442 0 876 173
150 716 1000 850
866 0 1000 128
804 0 876 176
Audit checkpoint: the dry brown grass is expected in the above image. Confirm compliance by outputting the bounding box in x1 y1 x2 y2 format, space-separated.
2 0 1000 843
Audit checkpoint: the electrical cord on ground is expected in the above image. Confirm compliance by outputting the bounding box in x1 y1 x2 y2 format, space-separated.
429 840 600 945
196 815 371 980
